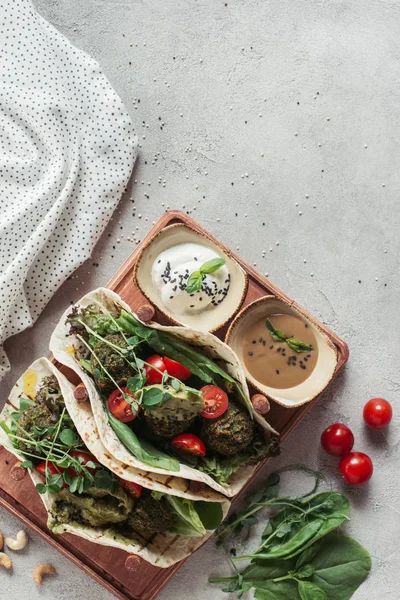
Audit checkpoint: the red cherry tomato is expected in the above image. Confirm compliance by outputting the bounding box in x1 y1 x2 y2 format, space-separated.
200 385 229 419
320 423 354 457
68 451 98 478
119 478 143 498
171 433 206 457
144 355 166 384
339 452 373 486
37 460 65 478
108 388 139 423
163 356 191 381
363 398 393 429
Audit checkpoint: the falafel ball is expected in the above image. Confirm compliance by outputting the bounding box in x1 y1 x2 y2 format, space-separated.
127 492 173 536
143 411 195 439
200 403 254 456
90 334 135 394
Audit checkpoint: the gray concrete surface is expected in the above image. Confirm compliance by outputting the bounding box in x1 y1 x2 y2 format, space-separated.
1 0 400 598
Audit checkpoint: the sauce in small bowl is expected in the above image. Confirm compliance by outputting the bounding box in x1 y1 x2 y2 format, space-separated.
243 314 319 389
225 296 338 408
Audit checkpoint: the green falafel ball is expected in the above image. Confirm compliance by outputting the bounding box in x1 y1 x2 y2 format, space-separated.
127 492 173 536
143 411 195 439
200 403 254 456
90 334 135 394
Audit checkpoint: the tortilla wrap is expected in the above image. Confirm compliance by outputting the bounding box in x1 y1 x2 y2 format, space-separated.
50 288 279 497
0 358 230 567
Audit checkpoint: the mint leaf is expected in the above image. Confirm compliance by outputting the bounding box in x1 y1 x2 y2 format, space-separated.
200 257 226 274
171 378 181 391
142 387 164 407
185 271 203 294
35 483 47 494
127 375 145 392
60 429 78 447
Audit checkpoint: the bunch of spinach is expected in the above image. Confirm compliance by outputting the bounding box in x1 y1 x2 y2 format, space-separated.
210 467 371 600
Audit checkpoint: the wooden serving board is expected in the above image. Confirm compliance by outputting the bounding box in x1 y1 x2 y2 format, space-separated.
0 211 348 600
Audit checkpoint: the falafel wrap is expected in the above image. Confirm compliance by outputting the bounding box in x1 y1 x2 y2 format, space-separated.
50 288 280 498
0 358 229 567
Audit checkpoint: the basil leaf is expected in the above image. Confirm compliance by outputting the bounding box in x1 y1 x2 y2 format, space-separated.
298 581 327 600
185 270 203 294
286 338 313 353
35 483 47 494
200 257 226 274
60 428 78 447
266 319 287 342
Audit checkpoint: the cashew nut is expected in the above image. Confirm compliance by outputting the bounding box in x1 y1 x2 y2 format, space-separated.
0 530 3 551
5 530 28 551
0 552 12 570
33 563 56 586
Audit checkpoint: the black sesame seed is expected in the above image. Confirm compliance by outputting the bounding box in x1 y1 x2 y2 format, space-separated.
270 345 274 349
248 351 253 356
252 340 256 344
276 370 280 375
305 324 308 328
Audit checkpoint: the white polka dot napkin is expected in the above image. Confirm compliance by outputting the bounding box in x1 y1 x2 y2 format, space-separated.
0 0 137 380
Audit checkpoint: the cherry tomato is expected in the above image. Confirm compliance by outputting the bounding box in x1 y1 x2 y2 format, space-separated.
320 423 354 457
339 452 373 486
144 355 166 384
68 451 98 478
171 433 206 457
363 398 393 429
37 461 65 477
200 385 229 419
108 388 139 423
163 357 191 381
119 478 142 498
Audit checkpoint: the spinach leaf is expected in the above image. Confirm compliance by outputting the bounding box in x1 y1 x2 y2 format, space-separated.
298 581 327 600
310 534 371 600
248 492 349 561
107 409 180 472
194 501 224 530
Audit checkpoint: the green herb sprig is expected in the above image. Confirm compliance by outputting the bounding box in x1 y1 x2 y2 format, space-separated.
266 319 313 353
185 257 226 294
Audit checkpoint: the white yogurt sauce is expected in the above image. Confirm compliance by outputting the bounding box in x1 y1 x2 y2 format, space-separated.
151 243 231 316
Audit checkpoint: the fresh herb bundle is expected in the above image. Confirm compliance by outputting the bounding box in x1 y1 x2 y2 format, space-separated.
266 319 313 353
210 467 371 600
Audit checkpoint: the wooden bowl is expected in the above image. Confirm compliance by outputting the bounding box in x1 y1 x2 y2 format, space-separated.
225 295 338 408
